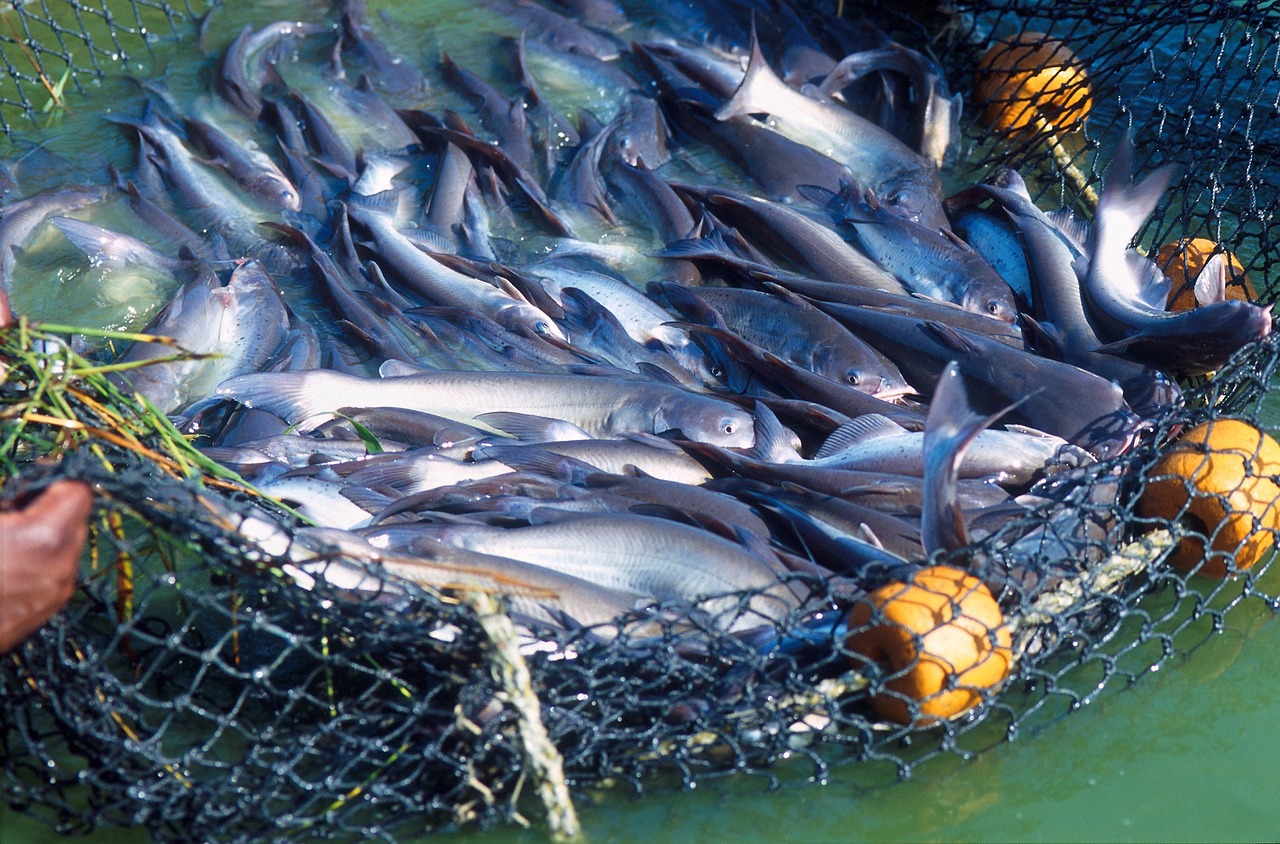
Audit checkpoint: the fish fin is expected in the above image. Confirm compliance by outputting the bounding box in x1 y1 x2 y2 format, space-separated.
378 359 428 377
344 462 433 494
215 371 338 429
634 362 682 385
1097 134 1177 251
748 401 803 462
472 443 595 482
795 183 839 211
713 27 778 122
474 411 590 442
1127 251 1172 309
399 225 458 255
1195 252 1229 305
1045 208 1091 252
338 485 394 515
921 320 977 355
1090 335 1141 355
814 414 906 459
921 362 986 555
1021 314 1066 360
347 187 399 214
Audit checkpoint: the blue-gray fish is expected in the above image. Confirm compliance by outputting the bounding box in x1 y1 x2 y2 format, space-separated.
715 34 945 231
115 261 290 414
1082 136 1272 374
369 512 800 631
216 368 757 448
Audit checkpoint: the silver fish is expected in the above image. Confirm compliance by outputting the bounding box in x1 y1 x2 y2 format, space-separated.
215 368 757 448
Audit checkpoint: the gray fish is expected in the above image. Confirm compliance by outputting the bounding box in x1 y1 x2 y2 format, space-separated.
49 216 190 276
834 185 1019 322
670 182 904 293
800 412 1084 485
493 0 622 61
373 512 799 631
715 34 945 231
117 261 290 414
681 286 911 398
216 368 757 448
818 42 963 170
475 436 713 485
112 107 298 271
439 52 537 176
347 189 565 340
823 305 1142 458
1082 136 1272 374
953 167 1180 416
338 0 429 97
922 362 1021 557
0 183 108 290
181 115 301 212
214 21 329 121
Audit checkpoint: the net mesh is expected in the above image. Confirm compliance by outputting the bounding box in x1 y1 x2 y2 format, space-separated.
2 0 1280 841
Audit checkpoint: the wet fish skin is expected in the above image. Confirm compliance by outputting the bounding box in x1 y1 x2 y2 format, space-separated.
376 512 800 632
1083 136 1272 374
835 185 1019 322
715 33 946 232
0 183 109 290
338 0 430 97
214 21 330 122
181 115 302 212
118 261 290 415
215 368 757 448
682 285 910 398
956 168 1181 416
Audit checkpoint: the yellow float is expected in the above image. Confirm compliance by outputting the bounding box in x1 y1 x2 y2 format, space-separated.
847 565 1013 726
1137 419 1280 577
1154 237 1258 312
974 32 1092 135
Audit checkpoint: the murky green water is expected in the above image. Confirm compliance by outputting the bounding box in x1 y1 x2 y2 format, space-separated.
3 0 1280 841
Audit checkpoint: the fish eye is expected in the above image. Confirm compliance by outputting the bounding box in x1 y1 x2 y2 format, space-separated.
987 301 1001 315
534 320 550 334
709 364 725 380
721 419 737 435
845 369 862 386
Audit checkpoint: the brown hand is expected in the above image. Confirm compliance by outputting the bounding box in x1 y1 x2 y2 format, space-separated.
0 480 94 653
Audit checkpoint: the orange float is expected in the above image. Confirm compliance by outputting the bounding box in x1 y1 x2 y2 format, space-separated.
974 32 1092 135
1154 237 1258 312
1137 419 1280 577
847 565 1013 726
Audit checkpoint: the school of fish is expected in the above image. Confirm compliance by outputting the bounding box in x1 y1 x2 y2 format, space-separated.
3 0 1272 644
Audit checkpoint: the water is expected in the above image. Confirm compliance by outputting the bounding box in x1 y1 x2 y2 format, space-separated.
3 0 1280 841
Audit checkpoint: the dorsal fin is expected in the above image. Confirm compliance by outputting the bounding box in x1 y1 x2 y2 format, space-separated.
814 414 906 459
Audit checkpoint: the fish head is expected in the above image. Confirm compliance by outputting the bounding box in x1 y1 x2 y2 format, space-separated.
874 176 947 232
960 278 1019 323
657 400 756 449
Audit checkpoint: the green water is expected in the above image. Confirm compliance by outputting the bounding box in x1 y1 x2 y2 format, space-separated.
4 0 1280 841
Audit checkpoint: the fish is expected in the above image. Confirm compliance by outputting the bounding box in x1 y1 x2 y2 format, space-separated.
115 260 291 415
215 368 757 448
0 183 108 291
715 33 946 232
1082 135 1272 374
346 189 566 340
363 512 801 632
826 183 1019 322
953 167 1181 416
214 21 330 121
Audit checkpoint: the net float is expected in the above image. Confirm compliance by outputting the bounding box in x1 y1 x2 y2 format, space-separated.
847 565 1013 726
974 32 1092 135
1154 237 1259 312
1137 419 1280 577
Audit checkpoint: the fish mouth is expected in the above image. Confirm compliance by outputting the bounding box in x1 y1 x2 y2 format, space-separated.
870 384 920 403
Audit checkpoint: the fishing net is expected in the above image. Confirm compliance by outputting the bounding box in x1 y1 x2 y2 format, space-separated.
2 0 1280 841
0 0 210 136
